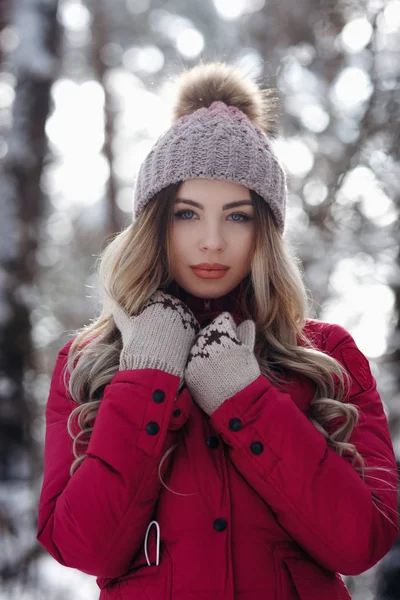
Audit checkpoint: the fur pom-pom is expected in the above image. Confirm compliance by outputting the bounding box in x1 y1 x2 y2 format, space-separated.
171 61 281 137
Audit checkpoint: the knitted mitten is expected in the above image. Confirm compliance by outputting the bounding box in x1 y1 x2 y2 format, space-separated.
184 312 261 416
111 291 200 379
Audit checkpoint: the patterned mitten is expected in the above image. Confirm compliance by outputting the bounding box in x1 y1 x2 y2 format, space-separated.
111 291 200 379
184 312 261 416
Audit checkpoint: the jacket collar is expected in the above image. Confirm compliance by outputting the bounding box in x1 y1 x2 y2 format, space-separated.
164 277 248 328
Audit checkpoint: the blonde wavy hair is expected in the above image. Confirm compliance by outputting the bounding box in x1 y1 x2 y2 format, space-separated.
64 60 397 526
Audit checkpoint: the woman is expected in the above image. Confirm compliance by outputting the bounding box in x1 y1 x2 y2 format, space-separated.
37 61 399 599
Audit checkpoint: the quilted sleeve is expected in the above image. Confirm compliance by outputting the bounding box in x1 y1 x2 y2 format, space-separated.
37 341 190 579
209 323 399 575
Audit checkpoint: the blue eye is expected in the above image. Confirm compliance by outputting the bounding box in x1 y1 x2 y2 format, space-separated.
230 213 251 222
175 210 195 219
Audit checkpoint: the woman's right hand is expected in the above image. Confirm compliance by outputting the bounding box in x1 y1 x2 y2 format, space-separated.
111 290 200 378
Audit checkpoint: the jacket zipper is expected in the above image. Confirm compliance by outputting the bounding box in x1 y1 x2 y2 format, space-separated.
204 299 211 311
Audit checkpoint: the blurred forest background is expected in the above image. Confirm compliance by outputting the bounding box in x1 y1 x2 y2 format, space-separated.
0 0 399 598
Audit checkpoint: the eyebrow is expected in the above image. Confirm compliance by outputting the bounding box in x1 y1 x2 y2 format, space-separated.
174 198 254 210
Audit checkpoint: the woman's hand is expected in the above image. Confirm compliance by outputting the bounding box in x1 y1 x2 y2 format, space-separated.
184 312 261 416
111 291 200 379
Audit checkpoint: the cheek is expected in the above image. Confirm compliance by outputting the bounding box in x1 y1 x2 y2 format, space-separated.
235 229 255 261
170 228 190 259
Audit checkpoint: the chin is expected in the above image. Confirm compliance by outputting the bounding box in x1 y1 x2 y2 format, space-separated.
181 278 238 299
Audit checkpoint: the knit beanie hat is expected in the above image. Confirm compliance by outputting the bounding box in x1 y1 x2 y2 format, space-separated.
132 62 288 233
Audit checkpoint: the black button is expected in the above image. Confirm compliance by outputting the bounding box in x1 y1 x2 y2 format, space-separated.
172 409 181 417
213 517 227 532
206 436 220 449
146 422 160 435
228 418 242 432
152 389 165 403
250 441 264 455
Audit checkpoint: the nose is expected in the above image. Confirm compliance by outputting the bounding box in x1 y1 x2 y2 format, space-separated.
198 221 226 251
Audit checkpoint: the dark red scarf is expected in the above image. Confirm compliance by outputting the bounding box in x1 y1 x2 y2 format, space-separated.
164 277 248 328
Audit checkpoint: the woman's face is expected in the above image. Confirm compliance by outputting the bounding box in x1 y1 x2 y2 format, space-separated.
169 178 256 299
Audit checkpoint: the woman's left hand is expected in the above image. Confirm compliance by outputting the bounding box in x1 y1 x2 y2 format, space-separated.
184 312 261 416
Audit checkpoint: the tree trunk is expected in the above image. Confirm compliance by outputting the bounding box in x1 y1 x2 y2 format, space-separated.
0 0 61 582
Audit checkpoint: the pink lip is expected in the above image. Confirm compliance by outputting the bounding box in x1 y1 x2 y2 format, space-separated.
190 267 229 280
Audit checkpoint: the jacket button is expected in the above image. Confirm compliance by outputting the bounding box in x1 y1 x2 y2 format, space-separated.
172 409 181 417
206 436 220 449
146 422 160 435
152 389 165 403
228 418 242 432
213 518 227 532
250 441 264 455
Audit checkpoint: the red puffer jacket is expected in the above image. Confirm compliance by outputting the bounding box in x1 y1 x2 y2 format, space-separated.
37 319 399 600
